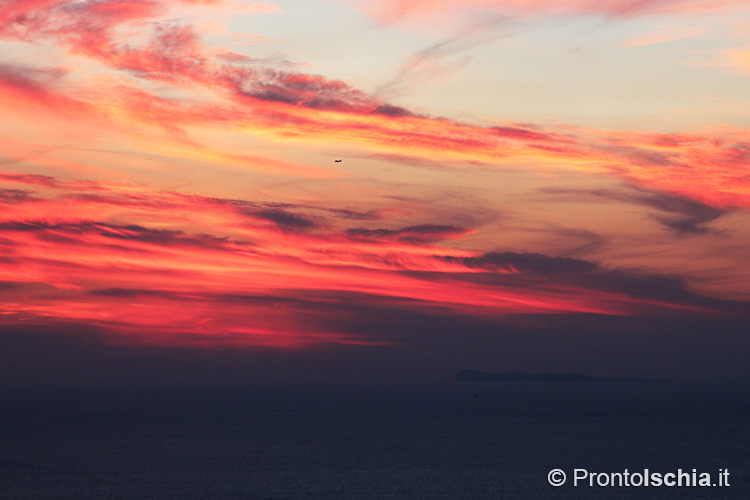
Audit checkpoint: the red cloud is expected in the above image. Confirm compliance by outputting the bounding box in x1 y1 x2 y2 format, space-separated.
0 174 723 348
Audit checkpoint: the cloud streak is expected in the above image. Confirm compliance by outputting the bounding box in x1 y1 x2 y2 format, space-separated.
365 0 750 23
540 186 729 234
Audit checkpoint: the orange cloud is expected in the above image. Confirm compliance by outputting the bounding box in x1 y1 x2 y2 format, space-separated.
619 27 707 47
719 47 750 75
1 2 749 210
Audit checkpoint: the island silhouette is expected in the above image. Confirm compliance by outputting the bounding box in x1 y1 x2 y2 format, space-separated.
455 369 669 383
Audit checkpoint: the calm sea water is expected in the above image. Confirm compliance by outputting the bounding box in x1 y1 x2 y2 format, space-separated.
2 382 749 499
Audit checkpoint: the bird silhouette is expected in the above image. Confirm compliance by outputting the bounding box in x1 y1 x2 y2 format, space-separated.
334 159 342 162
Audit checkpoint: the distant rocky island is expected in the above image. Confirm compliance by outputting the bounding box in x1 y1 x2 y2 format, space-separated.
455 369 669 383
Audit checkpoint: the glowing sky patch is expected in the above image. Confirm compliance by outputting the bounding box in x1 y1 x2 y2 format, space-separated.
1 0 749 381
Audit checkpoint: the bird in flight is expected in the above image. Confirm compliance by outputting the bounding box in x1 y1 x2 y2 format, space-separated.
334 159 342 162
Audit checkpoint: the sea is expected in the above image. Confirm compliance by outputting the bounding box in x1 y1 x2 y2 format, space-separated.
2 381 749 499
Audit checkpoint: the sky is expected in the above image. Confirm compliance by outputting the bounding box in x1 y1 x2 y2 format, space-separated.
1 0 749 387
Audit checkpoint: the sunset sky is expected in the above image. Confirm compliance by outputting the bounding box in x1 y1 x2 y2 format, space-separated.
1 0 749 386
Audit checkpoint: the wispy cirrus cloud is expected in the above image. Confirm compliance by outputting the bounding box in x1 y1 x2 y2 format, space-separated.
364 0 750 23
374 16 511 100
